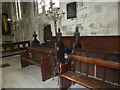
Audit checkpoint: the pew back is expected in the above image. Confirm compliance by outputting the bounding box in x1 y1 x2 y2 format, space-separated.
60 50 120 89
71 49 120 85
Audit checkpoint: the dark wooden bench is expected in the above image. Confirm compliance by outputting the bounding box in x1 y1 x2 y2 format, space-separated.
20 47 53 81
60 50 120 89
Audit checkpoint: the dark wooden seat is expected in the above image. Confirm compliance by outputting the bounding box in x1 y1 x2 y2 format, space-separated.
20 47 53 81
61 71 119 89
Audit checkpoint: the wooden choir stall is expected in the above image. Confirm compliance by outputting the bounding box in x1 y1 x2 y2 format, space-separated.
21 31 55 81
59 27 120 89
20 30 68 81
20 27 120 89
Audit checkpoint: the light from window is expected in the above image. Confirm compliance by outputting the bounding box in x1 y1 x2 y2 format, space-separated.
15 1 19 20
37 0 59 14
18 0 22 19
15 0 22 20
45 0 50 11
38 0 45 14
53 0 59 8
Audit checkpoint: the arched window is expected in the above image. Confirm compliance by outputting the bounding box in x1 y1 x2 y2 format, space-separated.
36 0 59 14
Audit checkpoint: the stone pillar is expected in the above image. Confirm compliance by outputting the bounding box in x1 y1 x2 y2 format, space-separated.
14 26 17 42
23 23 26 41
21 26 24 41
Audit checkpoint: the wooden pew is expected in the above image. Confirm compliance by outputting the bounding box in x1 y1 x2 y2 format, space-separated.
20 47 53 81
60 50 120 89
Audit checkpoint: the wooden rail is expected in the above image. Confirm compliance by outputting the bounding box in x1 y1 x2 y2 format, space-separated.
69 55 120 70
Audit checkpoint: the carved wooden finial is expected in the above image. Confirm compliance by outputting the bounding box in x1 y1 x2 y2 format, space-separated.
74 26 80 40
73 26 81 50
57 28 62 42
31 31 40 47
33 31 37 40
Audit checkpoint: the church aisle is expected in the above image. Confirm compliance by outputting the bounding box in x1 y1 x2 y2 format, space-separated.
2 55 87 89
2 55 59 88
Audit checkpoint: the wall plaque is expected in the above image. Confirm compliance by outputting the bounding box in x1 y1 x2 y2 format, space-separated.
67 2 77 19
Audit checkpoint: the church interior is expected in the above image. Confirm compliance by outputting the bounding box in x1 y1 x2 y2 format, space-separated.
1 0 120 89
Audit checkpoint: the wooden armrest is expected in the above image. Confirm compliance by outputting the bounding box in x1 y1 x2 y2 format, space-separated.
61 71 120 89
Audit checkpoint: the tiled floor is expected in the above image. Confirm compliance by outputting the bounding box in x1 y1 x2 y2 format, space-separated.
2 55 87 89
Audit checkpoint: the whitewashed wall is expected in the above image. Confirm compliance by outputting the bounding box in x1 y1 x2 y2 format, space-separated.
53 2 119 36
35 15 50 44
21 2 119 43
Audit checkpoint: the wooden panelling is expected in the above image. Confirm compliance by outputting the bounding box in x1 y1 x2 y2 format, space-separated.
52 36 74 48
52 36 120 53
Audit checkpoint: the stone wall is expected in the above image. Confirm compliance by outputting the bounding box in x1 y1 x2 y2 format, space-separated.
57 2 119 36
2 2 119 43
0 1 2 44
2 2 12 43
35 15 50 44
2 2 36 43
